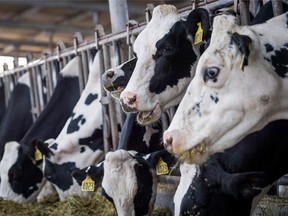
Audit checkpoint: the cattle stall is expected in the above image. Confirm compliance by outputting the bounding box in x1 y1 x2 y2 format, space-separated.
0 0 287 214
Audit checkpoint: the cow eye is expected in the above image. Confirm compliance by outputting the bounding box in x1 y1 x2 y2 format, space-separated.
203 67 219 82
163 45 173 53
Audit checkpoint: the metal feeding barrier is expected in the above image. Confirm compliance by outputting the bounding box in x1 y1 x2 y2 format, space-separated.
1 0 287 191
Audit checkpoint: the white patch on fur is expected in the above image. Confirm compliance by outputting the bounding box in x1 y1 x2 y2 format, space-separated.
174 163 198 216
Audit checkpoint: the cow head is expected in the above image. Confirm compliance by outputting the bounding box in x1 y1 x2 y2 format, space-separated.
118 5 210 125
0 140 47 203
36 138 104 201
163 13 288 163
174 163 269 216
102 57 137 99
101 149 176 216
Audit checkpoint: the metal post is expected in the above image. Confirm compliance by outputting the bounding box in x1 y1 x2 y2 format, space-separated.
29 66 41 120
271 0 283 16
239 0 250 25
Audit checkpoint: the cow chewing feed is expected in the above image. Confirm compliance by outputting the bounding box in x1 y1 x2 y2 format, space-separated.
118 5 210 125
72 149 176 216
164 11 288 163
0 56 81 203
36 50 104 201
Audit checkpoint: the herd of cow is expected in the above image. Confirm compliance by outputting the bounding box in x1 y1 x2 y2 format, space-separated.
0 1 287 215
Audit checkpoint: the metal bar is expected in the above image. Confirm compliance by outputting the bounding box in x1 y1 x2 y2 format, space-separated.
239 0 250 25
29 66 41 120
3 0 234 76
271 0 283 16
0 38 53 47
81 50 89 86
46 61 54 101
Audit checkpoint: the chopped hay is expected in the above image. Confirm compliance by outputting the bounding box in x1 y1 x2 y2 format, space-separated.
0 189 172 216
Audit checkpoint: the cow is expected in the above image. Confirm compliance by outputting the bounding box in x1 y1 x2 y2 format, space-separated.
35 50 105 201
72 149 176 216
0 55 81 203
0 72 34 159
118 4 210 125
102 57 137 99
173 119 288 215
163 11 288 164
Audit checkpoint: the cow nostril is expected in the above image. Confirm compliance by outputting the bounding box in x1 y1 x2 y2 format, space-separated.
106 70 115 79
164 137 173 149
128 95 137 105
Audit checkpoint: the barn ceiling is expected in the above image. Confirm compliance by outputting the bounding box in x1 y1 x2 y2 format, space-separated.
0 0 190 60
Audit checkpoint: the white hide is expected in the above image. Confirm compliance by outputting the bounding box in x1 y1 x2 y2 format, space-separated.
174 163 198 216
44 52 104 200
164 13 288 162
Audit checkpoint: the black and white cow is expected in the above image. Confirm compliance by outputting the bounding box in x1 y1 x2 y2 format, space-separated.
174 119 288 216
163 11 288 163
0 56 81 203
36 50 105 201
0 72 34 159
72 149 176 216
118 5 210 125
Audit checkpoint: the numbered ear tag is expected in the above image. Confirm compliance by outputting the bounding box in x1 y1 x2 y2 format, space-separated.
156 157 169 175
81 175 95 192
194 22 203 45
35 146 43 161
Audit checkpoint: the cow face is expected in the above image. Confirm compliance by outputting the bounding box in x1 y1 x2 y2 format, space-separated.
163 13 288 163
102 57 137 99
0 141 45 203
174 163 269 216
37 139 104 201
119 5 210 125
101 149 175 216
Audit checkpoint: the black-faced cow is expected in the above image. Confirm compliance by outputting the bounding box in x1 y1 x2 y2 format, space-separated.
163 11 288 163
72 149 176 216
118 5 210 125
174 119 288 216
0 72 33 159
0 56 81 203
36 51 105 201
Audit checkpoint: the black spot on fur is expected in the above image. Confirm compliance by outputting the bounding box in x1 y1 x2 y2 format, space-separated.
78 128 104 151
265 43 274 53
44 159 78 191
192 102 202 117
50 143 58 150
85 93 98 105
80 147 86 153
210 95 219 103
149 21 197 94
67 114 84 134
270 47 288 78
81 118 86 125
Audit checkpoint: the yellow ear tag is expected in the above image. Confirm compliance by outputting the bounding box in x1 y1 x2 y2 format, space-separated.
240 54 245 71
35 146 43 161
194 22 203 45
81 175 95 192
156 157 169 175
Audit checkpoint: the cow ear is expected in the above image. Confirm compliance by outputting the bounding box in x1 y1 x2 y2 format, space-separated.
145 150 176 168
230 32 252 71
186 8 211 43
35 139 54 158
221 171 268 199
71 170 87 184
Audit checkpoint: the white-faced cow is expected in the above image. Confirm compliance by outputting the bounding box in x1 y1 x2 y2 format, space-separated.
0 56 81 203
72 149 176 216
163 11 288 163
118 5 210 125
36 50 104 201
0 72 34 159
174 119 288 216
